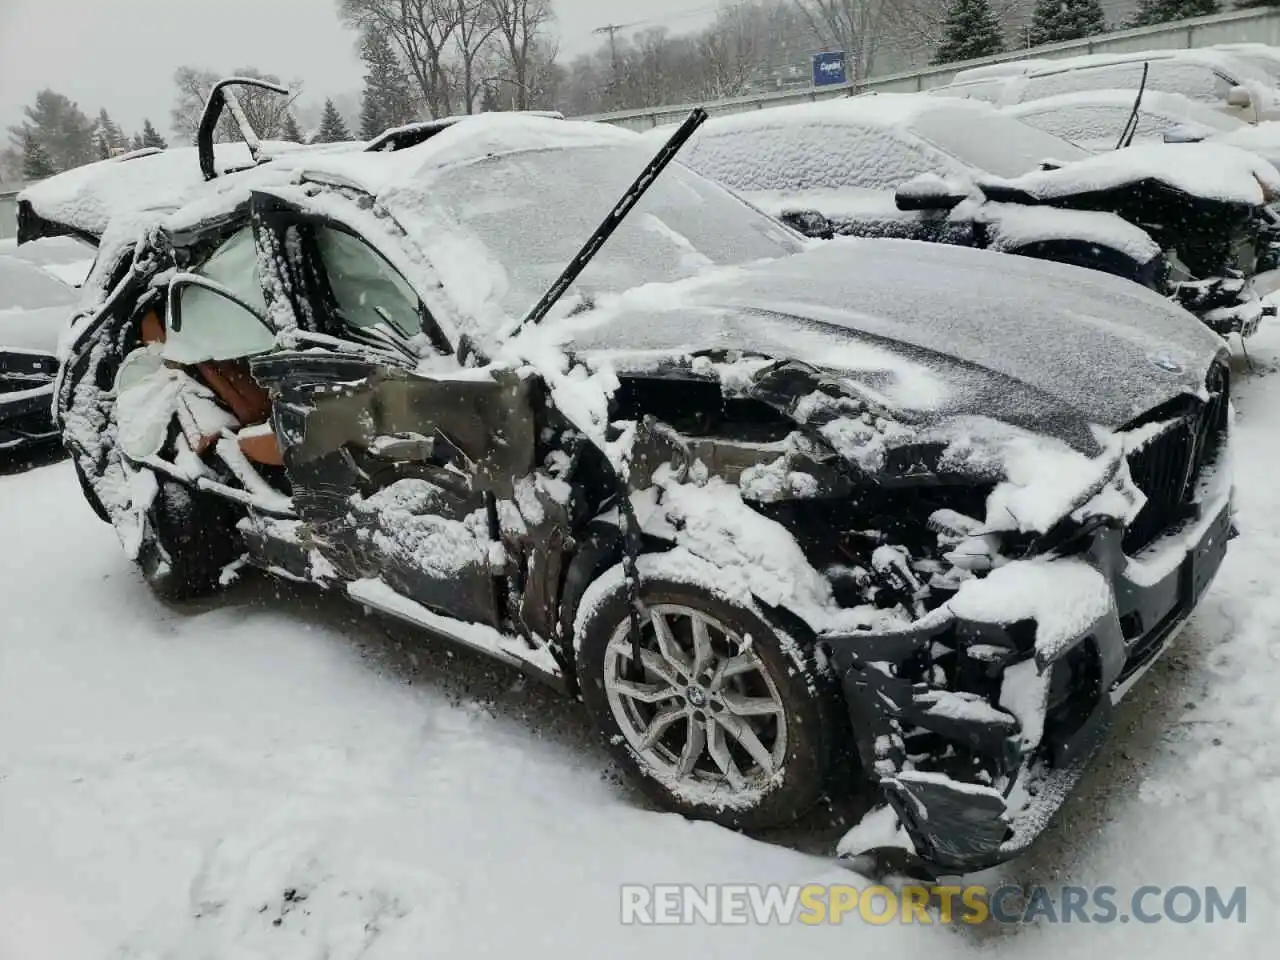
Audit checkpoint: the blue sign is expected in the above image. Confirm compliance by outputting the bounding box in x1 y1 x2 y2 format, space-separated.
813 51 847 87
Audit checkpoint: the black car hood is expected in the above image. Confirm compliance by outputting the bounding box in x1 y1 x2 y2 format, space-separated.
566 239 1224 452
974 141 1277 211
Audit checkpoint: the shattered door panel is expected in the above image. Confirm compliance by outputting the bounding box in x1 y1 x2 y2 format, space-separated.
252 351 538 627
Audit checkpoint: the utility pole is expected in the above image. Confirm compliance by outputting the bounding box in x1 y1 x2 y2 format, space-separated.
594 22 627 106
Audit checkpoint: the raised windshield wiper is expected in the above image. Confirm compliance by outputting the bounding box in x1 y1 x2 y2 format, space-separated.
1115 61 1150 151
513 107 708 335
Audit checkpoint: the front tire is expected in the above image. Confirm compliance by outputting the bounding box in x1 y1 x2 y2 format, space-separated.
576 571 831 830
137 479 244 601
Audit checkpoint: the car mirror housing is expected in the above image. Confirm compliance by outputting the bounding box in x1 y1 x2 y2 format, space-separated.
166 273 273 336
1227 85 1253 109
1163 125 1207 144
895 174 968 212
779 209 836 239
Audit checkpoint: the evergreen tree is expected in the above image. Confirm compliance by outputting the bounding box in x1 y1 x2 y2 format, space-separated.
140 118 168 149
131 132 146 151
1029 0 1107 45
358 26 416 139
315 98 352 143
932 0 1006 65
1128 0 1219 24
21 130 55 179
280 112 304 142
359 93 382 140
96 108 125 154
6 89 96 172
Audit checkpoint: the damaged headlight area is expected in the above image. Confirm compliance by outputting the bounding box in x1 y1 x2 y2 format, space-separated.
612 357 1162 876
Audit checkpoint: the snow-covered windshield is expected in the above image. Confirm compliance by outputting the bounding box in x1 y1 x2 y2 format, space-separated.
909 107 1091 176
428 144 804 324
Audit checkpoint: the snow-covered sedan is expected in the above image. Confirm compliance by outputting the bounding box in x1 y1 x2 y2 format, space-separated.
668 93 1279 336
20 86 1235 875
931 49 1280 122
0 238 91 452
1004 89 1245 152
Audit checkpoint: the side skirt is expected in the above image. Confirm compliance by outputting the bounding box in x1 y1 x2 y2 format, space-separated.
347 578 569 694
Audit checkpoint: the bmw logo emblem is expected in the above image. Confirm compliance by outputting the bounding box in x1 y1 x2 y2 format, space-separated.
1149 354 1184 374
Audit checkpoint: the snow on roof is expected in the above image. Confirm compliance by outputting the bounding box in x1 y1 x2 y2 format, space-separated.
295 114 637 196
951 60 1056 82
1005 89 1245 132
18 145 258 238
985 141 1280 206
686 92 997 139
18 140 366 240
1023 47 1266 78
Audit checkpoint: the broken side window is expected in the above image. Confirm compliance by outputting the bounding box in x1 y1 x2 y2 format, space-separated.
313 227 423 340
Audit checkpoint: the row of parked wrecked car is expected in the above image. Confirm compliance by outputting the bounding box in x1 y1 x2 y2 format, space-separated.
0 48 1267 878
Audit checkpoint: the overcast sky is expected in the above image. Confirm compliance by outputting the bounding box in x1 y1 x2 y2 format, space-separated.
0 0 716 140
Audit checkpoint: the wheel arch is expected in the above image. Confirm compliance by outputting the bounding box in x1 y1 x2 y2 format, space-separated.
1006 237 1169 290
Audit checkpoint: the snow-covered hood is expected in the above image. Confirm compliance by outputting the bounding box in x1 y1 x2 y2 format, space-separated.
980 141 1280 207
1208 121 1280 173
0 254 80 354
563 239 1223 451
740 187 1163 265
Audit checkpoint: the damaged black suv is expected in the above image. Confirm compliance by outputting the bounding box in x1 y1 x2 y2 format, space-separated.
24 85 1234 875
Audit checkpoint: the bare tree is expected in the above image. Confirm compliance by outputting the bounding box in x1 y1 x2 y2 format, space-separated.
449 0 501 114
339 0 462 118
170 66 299 144
697 2 767 100
487 0 554 110
794 0 889 82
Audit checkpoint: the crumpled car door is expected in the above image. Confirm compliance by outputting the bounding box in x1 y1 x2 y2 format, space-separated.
247 197 538 628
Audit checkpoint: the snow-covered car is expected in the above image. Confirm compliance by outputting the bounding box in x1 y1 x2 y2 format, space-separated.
0 238 90 452
1212 43 1280 85
668 93 1278 336
931 49 1280 123
1004 89 1245 152
947 59 1056 83
21 84 1236 875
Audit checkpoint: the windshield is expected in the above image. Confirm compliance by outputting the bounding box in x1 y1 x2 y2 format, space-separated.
428 143 804 325
910 106 1092 176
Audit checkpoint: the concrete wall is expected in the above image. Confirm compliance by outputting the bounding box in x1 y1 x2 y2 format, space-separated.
581 9 1280 131
0 191 17 242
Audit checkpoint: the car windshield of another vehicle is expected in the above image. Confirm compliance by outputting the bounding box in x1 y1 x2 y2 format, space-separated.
429 143 805 325
910 106 1092 177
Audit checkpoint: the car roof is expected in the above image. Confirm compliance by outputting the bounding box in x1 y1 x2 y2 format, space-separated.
682 93 1000 137
18 114 632 244
293 113 638 196
1021 47 1255 79
1004 89 1245 128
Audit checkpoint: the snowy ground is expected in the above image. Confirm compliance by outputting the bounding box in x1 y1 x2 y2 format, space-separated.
3 330 1280 957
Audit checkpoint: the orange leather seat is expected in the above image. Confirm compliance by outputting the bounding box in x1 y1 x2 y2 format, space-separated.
139 310 283 466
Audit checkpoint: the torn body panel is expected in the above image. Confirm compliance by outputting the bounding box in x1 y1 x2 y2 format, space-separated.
607 351 1231 874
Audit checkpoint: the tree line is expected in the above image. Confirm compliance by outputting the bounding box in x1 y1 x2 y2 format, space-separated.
4 92 168 182
4 0 1268 183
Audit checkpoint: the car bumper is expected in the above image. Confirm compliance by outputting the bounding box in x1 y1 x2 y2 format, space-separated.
821 492 1232 875
0 350 59 452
